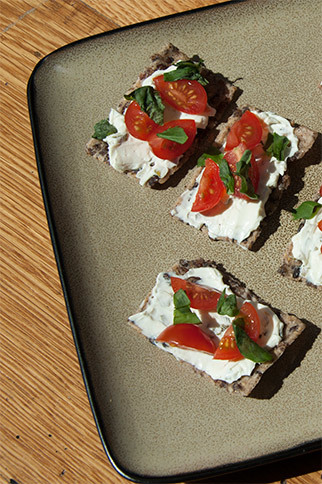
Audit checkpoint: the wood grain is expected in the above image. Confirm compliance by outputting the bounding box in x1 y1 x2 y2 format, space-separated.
0 1 320 483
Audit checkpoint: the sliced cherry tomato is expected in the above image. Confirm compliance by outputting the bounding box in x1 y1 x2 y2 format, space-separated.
213 325 241 361
125 101 158 140
239 301 261 341
319 185 322 197
170 277 221 310
156 323 217 355
148 119 196 160
226 110 263 150
214 302 260 361
191 158 227 212
224 143 259 200
318 220 322 231
154 75 207 114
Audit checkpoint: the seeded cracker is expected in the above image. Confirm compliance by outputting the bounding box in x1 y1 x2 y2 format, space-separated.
85 44 238 187
129 259 306 397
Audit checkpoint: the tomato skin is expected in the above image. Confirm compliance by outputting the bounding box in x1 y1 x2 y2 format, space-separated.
170 277 221 310
224 144 259 200
154 75 207 114
213 302 261 361
320 185 322 197
148 119 196 160
156 323 217 355
226 110 263 150
318 220 322 231
124 101 158 140
191 158 227 212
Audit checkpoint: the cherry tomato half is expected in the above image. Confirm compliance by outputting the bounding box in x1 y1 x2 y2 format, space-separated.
213 302 260 361
156 323 217 355
148 119 196 160
170 277 221 310
154 75 207 115
226 110 263 151
224 144 259 200
125 101 158 141
191 158 227 212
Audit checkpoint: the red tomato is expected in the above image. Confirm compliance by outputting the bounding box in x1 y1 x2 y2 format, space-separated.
170 277 221 310
318 220 322 231
320 185 322 197
148 119 196 160
156 323 217 355
191 158 227 212
125 101 158 140
224 144 259 200
154 75 207 114
214 302 260 361
226 110 263 150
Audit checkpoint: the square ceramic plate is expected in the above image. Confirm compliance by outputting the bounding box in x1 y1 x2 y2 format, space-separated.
28 0 321 481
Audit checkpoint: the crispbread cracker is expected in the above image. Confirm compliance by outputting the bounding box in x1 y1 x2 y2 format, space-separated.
86 43 239 187
129 258 306 397
171 106 318 249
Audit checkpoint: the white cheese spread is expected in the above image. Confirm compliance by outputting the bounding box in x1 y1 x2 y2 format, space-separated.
104 64 215 186
291 197 322 286
171 110 299 245
129 267 283 384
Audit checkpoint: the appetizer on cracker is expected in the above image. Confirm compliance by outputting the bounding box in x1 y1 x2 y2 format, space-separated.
86 44 238 187
171 107 318 249
129 259 305 396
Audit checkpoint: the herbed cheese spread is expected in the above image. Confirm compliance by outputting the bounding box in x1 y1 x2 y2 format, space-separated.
103 65 215 186
171 111 299 245
291 197 322 286
129 267 283 384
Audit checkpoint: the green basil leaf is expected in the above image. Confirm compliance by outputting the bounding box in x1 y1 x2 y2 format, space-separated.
198 150 235 195
124 86 164 125
173 289 201 325
235 149 259 200
157 126 188 144
265 132 291 161
93 119 117 140
233 321 273 363
292 201 322 220
163 59 209 86
216 289 239 317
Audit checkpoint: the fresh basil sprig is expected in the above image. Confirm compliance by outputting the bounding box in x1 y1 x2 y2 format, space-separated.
197 149 235 195
124 86 164 125
93 119 117 140
292 200 322 220
173 289 201 325
265 132 291 161
163 59 209 86
233 320 273 363
216 289 239 317
235 150 259 200
157 126 188 144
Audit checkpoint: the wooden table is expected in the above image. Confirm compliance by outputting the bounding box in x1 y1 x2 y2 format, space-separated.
1 1 321 483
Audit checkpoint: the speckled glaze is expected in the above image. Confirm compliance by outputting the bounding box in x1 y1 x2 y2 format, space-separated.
29 0 321 480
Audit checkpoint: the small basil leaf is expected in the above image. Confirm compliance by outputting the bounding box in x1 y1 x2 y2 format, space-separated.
157 126 188 144
233 321 273 363
292 201 322 220
216 289 239 317
124 86 164 125
163 59 209 86
93 119 117 140
265 132 291 161
197 147 222 166
173 289 201 325
235 149 259 200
